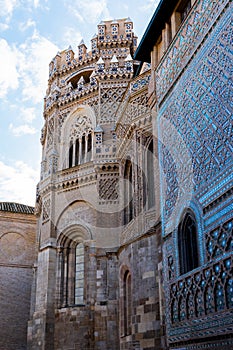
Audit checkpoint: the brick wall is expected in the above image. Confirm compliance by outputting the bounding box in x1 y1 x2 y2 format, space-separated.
0 211 36 350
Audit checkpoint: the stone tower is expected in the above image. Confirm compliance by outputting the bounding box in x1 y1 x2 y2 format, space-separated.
28 18 143 350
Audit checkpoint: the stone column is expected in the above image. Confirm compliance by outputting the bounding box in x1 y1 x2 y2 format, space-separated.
79 138 82 165
72 140 76 167
63 247 70 307
56 247 64 308
85 135 88 163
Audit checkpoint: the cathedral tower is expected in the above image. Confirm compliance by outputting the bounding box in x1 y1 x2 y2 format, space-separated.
28 19 139 350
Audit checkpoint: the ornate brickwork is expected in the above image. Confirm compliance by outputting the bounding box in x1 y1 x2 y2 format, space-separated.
159 7 233 234
156 0 231 104
206 218 233 261
116 71 151 136
42 197 50 222
154 3 233 349
69 114 93 140
98 176 119 201
47 117 55 148
99 84 127 124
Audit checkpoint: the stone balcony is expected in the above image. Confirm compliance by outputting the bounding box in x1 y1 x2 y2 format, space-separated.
56 162 97 192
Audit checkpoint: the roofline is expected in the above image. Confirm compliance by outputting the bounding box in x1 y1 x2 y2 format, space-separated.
134 0 178 63
0 202 34 215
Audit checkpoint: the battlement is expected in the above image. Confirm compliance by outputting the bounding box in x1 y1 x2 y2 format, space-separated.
48 18 137 79
45 18 139 112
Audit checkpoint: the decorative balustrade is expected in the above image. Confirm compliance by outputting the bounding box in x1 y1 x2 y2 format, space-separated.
57 162 96 183
170 254 233 325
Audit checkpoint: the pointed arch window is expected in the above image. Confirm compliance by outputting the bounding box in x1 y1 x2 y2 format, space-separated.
68 132 93 168
64 111 94 169
178 211 199 275
146 139 155 209
123 270 132 335
120 269 132 337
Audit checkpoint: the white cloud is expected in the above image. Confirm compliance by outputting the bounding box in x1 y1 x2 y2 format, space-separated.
19 18 36 32
0 0 19 20
140 0 160 11
62 27 82 51
0 160 39 206
0 22 9 31
33 0 39 8
0 39 19 98
66 0 110 23
26 0 50 10
19 106 36 123
12 30 58 104
9 123 37 136
0 30 58 102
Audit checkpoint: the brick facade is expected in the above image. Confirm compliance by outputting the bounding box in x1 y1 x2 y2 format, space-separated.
0 204 36 350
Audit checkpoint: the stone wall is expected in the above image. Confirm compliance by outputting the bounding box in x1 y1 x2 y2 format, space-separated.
118 228 164 350
53 248 119 350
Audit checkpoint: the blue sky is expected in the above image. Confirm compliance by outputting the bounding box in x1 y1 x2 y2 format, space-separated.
0 0 159 206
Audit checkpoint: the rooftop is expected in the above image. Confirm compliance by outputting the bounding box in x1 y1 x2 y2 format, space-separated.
0 202 34 215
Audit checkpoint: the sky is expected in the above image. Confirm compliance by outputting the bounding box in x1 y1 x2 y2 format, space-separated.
0 0 159 206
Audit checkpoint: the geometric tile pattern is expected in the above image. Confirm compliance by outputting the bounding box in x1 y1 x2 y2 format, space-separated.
159 8 233 231
156 0 230 104
169 254 233 333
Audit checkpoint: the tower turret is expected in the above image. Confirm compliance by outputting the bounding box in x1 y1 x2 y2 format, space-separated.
78 39 87 61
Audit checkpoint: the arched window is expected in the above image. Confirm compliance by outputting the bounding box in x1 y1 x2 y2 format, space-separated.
123 159 133 225
58 239 85 307
120 268 132 336
123 270 132 336
61 109 96 170
68 132 93 167
65 117 94 168
146 139 155 209
178 211 199 275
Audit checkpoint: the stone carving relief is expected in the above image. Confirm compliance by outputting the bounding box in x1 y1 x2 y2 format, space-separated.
69 114 93 140
56 201 95 236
